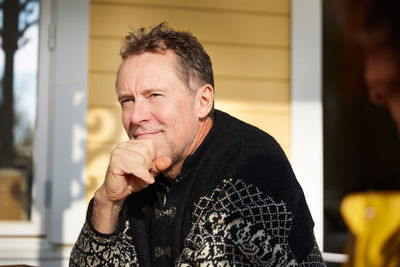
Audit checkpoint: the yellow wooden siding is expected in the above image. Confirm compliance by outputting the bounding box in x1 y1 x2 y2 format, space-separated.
87 0 291 200
90 39 289 78
91 0 289 14
90 5 289 47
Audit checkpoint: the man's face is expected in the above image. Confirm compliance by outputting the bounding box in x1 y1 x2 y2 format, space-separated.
364 47 400 136
117 50 201 166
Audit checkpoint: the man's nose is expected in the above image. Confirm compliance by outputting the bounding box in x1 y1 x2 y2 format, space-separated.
130 100 150 125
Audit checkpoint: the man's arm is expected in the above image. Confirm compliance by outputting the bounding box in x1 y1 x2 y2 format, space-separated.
69 200 138 267
70 139 171 266
92 139 170 233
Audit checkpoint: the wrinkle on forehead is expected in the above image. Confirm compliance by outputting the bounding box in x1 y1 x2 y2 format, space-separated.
116 49 200 95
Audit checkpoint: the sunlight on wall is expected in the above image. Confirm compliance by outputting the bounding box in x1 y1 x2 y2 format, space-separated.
215 100 290 150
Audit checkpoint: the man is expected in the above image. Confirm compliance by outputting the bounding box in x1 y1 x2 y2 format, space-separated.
70 23 325 266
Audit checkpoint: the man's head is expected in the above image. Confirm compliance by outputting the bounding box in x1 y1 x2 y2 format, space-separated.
116 23 215 176
118 22 214 95
343 0 400 135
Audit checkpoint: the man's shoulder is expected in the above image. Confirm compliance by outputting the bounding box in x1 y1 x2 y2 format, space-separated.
213 110 291 172
208 110 299 200
213 109 283 154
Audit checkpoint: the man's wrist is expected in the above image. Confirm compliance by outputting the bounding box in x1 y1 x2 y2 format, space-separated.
94 186 124 209
91 188 124 234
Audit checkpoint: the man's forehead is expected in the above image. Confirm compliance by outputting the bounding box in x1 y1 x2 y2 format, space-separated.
116 52 188 93
116 50 188 89
118 51 180 77
127 49 177 63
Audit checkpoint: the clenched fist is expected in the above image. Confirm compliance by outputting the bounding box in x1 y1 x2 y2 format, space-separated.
92 139 172 233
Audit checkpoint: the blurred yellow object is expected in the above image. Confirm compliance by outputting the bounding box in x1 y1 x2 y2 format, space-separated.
340 191 400 267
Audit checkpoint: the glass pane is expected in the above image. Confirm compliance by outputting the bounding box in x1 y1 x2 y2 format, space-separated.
0 0 39 221
323 0 400 255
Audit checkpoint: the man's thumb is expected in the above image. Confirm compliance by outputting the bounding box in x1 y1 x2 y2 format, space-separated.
152 156 172 174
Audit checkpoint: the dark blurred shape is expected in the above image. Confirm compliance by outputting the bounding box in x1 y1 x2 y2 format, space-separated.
323 0 400 257
342 0 400 136
325 0 400 265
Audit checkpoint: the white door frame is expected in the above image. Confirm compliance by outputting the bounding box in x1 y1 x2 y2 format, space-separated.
290 0 323 250
291 0 348 263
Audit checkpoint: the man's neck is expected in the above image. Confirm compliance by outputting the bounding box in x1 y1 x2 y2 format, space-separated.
164 116 214 182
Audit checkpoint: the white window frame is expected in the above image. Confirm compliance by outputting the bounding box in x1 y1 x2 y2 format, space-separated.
0 0 89 245
291 0 347 263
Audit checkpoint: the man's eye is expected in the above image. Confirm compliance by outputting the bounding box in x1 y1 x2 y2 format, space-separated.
150 93 161 98
121 99 134 105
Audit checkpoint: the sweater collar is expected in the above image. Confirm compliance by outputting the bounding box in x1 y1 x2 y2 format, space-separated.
174 110 221 183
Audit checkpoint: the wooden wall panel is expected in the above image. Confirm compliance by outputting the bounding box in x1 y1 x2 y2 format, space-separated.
215 79 290 103
90 4 289 47
91 0 290 16
87 107 126 144
88 73 119 107
208 46 289 79
90 39 289 79
89 38 121 73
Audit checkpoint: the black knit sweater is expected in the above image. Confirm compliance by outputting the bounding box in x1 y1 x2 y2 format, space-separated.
70 110 325 266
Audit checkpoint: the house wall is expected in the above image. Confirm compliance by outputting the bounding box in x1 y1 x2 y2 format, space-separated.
86 0 291 201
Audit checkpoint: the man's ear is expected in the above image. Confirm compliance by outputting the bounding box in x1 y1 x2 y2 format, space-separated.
196 84 214 119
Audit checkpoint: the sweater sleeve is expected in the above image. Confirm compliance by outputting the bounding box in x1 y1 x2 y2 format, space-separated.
175 178 325 266
69 199 139 266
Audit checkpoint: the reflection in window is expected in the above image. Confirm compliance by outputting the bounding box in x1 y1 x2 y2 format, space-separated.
0 0 39 221
323 0 400 258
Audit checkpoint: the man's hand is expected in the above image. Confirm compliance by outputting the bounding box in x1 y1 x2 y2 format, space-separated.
92 139 172 234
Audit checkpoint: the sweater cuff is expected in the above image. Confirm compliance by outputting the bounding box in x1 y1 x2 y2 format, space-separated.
86 197 127 239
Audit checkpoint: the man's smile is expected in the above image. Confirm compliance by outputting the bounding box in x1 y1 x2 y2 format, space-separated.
134 131 162 139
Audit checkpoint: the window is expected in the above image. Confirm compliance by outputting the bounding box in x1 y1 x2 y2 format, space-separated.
0 0 88 242
0 0 39 221
323 0 400 257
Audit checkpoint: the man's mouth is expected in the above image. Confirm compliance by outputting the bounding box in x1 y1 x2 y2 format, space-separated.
134 131 162 139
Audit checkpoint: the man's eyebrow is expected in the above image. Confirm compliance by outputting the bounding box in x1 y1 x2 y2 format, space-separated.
117 88 166 99
142 88 167 94
117 93 132 101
